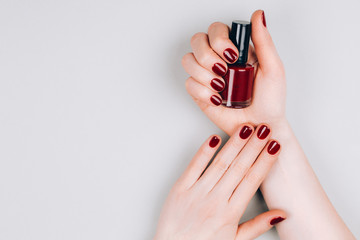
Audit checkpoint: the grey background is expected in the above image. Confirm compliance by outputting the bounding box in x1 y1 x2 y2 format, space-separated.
0 0 359 239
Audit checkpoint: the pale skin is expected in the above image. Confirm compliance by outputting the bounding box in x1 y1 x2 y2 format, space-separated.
155 124 286 240
179 9 355 240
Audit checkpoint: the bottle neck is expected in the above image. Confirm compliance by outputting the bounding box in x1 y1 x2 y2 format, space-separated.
232 60 247 67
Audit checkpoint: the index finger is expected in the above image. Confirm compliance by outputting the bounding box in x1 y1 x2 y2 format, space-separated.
208 22 239 64
208 22 258 65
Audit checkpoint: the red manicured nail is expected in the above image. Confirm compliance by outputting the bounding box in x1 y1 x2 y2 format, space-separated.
212 63 227 76
267 140 281 155
211 78 225 92
210 95 222 106
262 11 267 28
239 125 253 139
257 125 270 139
209 136 220 148
223 48 238 63
270 217 285 225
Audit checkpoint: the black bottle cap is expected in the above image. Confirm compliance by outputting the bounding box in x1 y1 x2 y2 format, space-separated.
229 20 251 65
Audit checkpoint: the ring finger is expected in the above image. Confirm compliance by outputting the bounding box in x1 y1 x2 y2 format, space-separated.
185 77 223 106
229 139 281 211
207 22 258 66
194 124 254 192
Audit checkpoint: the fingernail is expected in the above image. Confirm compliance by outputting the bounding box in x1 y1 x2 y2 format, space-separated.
257 125 270 139
262 11 267 28
223 48 238 63
239 125 253 139
210 95 222 106
267 140 281 155
212 63 227 76
210 78 225 92
270 217 285 225
209 136 220 148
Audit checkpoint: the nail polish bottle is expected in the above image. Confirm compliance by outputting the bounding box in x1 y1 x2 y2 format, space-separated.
220 21 254 108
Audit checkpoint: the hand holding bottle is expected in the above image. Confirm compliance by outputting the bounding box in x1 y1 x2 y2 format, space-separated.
182 10 286 135
154 124 285 240
181 10 355 239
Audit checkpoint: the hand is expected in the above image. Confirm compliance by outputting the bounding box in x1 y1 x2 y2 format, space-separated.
154 124 285 240
182 10 286 135
181 10 356 239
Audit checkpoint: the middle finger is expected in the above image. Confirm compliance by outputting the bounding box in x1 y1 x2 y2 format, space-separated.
210 124 272 199
194 124 254 192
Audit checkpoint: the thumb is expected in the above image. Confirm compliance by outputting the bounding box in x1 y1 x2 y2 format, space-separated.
236 209 286 240
251 10 283 75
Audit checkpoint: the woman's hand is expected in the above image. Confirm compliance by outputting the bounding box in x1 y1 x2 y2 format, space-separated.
180 10 356 239
182 10 286 135
154 124 285 240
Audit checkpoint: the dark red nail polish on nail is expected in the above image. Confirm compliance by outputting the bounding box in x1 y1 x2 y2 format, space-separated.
210 95 222 106
210 78 225 92
239 125 253 139
209 136 220 148
257 125 270 139
270 217 285 225
212 63 227 76
268 140 280 155
220 21 254 108
262 11 267 27
223 48 238 63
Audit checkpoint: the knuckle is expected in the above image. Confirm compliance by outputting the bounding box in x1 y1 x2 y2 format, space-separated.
181 52 193 66
242 139 257 153
213 159 229 172
198 87 210 99
197 51 212 66
246 172 263 186
198 145 214 159
233 161 248 175
190 157 206 173
211 36 227 50
184 77 193 89
190 32 206 45
259 154 277 166
228 137 242 151
208 22 224 32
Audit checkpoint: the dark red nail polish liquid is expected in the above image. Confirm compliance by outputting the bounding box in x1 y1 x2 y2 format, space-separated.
220 21 254 108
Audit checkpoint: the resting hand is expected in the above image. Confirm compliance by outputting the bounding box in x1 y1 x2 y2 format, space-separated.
155 124 285 240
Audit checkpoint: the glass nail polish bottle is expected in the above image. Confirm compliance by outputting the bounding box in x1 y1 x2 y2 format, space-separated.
220 21 254 108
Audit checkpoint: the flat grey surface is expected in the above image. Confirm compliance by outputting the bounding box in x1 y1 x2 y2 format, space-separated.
0 0 359 239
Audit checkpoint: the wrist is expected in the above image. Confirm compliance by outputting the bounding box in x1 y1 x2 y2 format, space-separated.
267 117 293 142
